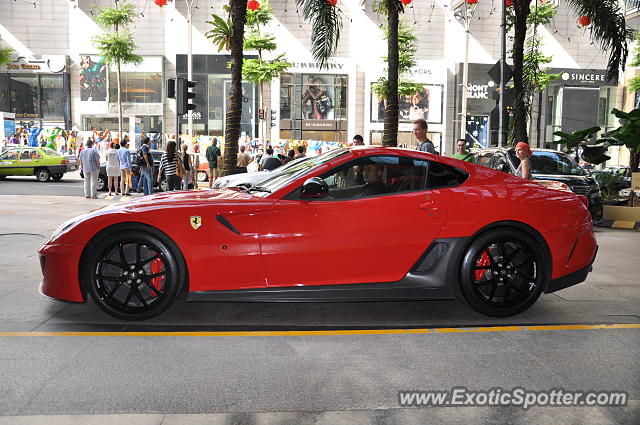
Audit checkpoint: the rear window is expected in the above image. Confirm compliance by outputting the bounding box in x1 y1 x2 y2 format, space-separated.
40 148 60 156
508 149 585 176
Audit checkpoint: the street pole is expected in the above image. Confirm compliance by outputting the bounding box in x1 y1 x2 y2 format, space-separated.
498 0 506 147
186 0 193 146
459 2 474 142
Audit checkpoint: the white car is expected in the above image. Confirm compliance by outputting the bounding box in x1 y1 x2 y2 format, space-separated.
212 156 311 189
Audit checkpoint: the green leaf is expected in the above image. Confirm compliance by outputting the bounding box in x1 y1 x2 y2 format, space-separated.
206 14 233 52
296 0 342 68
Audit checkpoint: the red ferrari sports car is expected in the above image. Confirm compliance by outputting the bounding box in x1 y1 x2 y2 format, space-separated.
39 147 597 320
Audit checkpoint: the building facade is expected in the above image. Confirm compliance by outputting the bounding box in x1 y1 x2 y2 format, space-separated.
0 0 635 155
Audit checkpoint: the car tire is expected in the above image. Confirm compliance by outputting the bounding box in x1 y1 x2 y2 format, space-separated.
197 171 208 182
158 178 168 192
86 229 184 321
459 228 549 317
51 173 63 181
35 168 51 182
97 175 107 191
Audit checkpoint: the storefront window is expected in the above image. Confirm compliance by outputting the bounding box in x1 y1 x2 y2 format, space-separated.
370 84 443 124
10 74 39 118
40 74 65 120
108 71 162 103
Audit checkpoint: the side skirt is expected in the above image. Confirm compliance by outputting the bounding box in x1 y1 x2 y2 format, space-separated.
187 237 469 303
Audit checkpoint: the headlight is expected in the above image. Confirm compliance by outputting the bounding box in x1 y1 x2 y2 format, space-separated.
49 214 86 241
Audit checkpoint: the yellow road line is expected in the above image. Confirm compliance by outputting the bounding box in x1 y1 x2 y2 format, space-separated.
0 324 638 337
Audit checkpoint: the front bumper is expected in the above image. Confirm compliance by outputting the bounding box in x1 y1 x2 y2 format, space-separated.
38 243 85 303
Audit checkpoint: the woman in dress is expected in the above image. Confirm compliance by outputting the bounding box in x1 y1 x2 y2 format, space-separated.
180 143 192 190
514 141 533 180
105 142 120 196
158 141 180 191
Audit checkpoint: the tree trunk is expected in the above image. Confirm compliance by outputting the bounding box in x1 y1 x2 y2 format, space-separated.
382 0 399 147
512 0 531 144
260 81 265 142
631 150 639 173
117 59 123 141
223 0 248 177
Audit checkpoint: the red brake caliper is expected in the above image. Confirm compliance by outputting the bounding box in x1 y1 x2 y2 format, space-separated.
150 258 164 296
474 250 491 282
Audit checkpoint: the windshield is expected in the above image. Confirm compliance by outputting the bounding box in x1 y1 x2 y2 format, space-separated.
250 148 348 196
41 148 61 156
508 149 585 176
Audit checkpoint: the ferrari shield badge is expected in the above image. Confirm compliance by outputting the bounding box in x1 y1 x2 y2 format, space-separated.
190 216 202 230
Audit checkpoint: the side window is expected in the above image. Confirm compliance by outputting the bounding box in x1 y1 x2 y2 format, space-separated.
492 153 512 174
32 150 43 159
476 151 493 168
427 161 468 189
314 155 429 200
20 150 34 160
5 150 19 160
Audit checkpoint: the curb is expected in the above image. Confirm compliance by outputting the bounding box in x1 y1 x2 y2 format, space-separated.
596 220 640 231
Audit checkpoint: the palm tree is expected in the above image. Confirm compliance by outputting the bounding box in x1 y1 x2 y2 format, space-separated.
511 0 632 143
222 0 249 176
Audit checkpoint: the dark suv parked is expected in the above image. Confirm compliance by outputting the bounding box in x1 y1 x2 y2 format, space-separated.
475 147 603 222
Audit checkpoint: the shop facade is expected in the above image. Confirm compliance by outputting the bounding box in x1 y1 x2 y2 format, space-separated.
175 54 258 138
79 55 164 137
544 68 620 144
0 55 71 130
365 61 447 152
271 59 356 144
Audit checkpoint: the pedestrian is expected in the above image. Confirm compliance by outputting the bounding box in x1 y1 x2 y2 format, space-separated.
78 138 101 199
139 137 154 196
452 139 475 162
263 148 282 171
180 143 192 190
294 145 306 159
414 119 436 154
9 133 19 145
105 142 120 196
237 145 251 173
260 147 275 170
515 141 533 180
206 137 221 188
118 138 132 196
351 134 364 146
158 140 180 191
287 149 295 162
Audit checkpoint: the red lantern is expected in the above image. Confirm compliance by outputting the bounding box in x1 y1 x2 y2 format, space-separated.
247 0 260 11
579 15 591 27
327 0 338 5
154 0 167 7
506 0 513 6
467 0 478 4
400 0 412 5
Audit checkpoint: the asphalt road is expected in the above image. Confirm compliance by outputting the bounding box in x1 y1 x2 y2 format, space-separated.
0 193 638 423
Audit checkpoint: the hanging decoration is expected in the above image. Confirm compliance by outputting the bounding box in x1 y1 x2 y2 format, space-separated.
247 0 261 11
578 15 591 27
506 0 513 6
400 0 412 5
154 0 167 7
466 0 479 4
327 0 338 5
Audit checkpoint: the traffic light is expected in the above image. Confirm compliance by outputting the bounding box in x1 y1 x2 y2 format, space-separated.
166 78 175 99
176 77 196 115
270 109 277 127
258 108 265 120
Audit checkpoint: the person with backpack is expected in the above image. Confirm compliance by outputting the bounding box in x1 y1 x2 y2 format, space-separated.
139 137 154 195
452 139 475 163
206 138 221 188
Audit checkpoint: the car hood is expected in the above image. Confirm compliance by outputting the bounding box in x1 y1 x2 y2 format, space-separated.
215 170 272 188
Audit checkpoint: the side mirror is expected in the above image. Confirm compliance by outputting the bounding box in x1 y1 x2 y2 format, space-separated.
300 177 329 199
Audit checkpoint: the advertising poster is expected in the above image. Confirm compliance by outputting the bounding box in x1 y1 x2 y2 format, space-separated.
79 55 107 101
302 75 335 120
371 84 443 124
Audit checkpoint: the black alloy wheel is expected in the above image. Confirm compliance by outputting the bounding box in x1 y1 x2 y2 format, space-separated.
97 175 107 191
460 228 548 317
87 230 183 320
35 168 50 182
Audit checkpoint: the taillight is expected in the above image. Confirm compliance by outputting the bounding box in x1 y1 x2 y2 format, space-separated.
577 194 589 209
61 159 67 164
